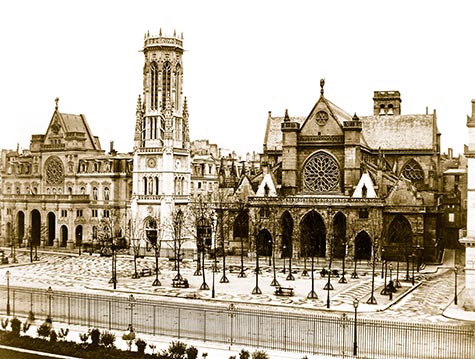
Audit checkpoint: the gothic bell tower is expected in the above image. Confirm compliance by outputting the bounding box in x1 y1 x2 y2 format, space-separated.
132 29 191 242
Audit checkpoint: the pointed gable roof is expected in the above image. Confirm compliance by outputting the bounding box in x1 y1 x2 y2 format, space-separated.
352 172 378 198
386 176 423 206
43 99 102 151
256 172 278 197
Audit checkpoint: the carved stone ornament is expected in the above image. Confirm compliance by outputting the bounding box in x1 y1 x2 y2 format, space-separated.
44 156 65 185
315 111 329 126
303 152 340 192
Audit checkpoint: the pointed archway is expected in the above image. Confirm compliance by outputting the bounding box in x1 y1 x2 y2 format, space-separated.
60 225 68 247
256 229 272 257
388 214 413 262
17 211 25 246
233 211 249 255
300 210 326 258
355 231 372 260
47 212 55 246
75 225 83 247
332 212 346 259
31 210 41 246
281 211 293 258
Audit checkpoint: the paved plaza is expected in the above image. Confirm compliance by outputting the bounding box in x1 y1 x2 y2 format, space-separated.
0 247 471 324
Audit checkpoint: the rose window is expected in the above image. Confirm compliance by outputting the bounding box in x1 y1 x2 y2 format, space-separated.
45 156 64 185
303 152 340 192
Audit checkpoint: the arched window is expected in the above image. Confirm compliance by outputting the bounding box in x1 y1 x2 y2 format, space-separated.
175 64 181 109
155 177 159 195
162 61 172 108
401 159 424 187
104 187 110 201
143 177 147 195
150 62 159 110
92 187 98 200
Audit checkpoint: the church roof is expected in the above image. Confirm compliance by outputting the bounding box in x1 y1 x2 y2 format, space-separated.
263 113 306 152
360 114 437 151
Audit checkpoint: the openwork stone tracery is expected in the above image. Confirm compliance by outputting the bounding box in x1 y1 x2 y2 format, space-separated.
303 152 340 192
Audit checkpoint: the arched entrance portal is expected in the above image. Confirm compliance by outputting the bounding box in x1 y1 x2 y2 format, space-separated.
300 210 326 258
388 215 413 263
60 225 68 247
233 211 249 255
47 212 55 246
332 212 346 259
17 211 25 246
75 225 83 247
31 210 41 247
355 231 372 260
256 229 272 258
281 211 293 258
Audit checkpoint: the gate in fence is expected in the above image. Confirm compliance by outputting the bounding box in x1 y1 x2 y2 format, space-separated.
1 285 474 359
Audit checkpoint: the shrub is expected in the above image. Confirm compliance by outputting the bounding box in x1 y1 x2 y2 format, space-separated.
149 343 157 354
135 338 147 355
101 330 116 348
89 328 101 347
79 332 89 346
229 356 236 359
37 322 52 338
49 330 58 342
1 318 9 330
251 350 269 359
239 349 250 359
57 328 69 341
168 340 187 358
10 317 21 337
186 345 198 359
22 322 31 334
122 330 136 351
27 310 35 323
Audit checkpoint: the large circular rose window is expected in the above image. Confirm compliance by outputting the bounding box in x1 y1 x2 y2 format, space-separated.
303 152 340 192
45 156 64 185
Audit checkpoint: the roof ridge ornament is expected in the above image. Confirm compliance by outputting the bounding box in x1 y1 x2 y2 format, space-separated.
320 78 325 96
55 97 59 111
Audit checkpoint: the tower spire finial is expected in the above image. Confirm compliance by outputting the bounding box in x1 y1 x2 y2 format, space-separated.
320 78 325 96
284 109 290 122
55 97 59 111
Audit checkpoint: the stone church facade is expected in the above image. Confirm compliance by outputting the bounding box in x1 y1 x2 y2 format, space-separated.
248 81 442 265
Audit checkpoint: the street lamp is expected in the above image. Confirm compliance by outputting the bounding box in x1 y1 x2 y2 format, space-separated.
282 245 286 274
47 286 53 319
339 242 348 284
286 249 295 281
307 254 318 299
366 245 377 305
212 213 217 298
411 253 416 286
270 235 279 287
353 298 359 357
252 234 262 295
454 266 459 305
6 270 11 316
128 294 136 331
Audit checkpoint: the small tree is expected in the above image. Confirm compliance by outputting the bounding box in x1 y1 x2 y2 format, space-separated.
10 317 21 337
89 328 101 347
186 345 198 359
135 338 147 355
168 340 187 358
239 349 250 359
251 350 269 359
101 330 116 348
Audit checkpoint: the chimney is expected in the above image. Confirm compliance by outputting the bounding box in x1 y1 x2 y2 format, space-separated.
448 148 453 160
472 99 475 119
109 141 115 154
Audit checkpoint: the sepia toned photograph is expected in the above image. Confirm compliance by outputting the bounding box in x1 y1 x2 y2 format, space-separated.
0 1 474 358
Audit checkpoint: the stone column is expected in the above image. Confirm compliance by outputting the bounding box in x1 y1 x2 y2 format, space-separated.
459 238 475 310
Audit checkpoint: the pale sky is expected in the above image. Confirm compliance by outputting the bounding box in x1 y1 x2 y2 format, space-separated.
1 1 474 157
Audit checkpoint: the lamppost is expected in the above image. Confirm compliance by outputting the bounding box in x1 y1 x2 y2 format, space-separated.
340 313 348 358
228 303 237 349
351 244 358 279
366 246 377 305
47 286 53 319
212 213 217 298
198 218 209 290
454 265 459 305
411 253 416 286
270 235 279 287
128 294 136 331
395 250 402 288
6 270 11 316
324 266 333 308
307 254 318 299
219 209 229 284
286 249 295 281
353 298 359 357
282 244 286 274
252 234 262 295
339 242 348 284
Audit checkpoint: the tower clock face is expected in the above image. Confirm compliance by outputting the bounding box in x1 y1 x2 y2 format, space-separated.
147 158 156 168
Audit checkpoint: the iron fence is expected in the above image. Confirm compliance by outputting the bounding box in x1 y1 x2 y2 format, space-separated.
0 285 474 359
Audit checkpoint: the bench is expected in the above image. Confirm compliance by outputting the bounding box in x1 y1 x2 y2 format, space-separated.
140 268 153 277
320 269 340 278
172 278 189 288
274 286 294 297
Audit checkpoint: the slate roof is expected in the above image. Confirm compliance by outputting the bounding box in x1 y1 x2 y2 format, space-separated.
263 115 306 152
360 114 437 151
